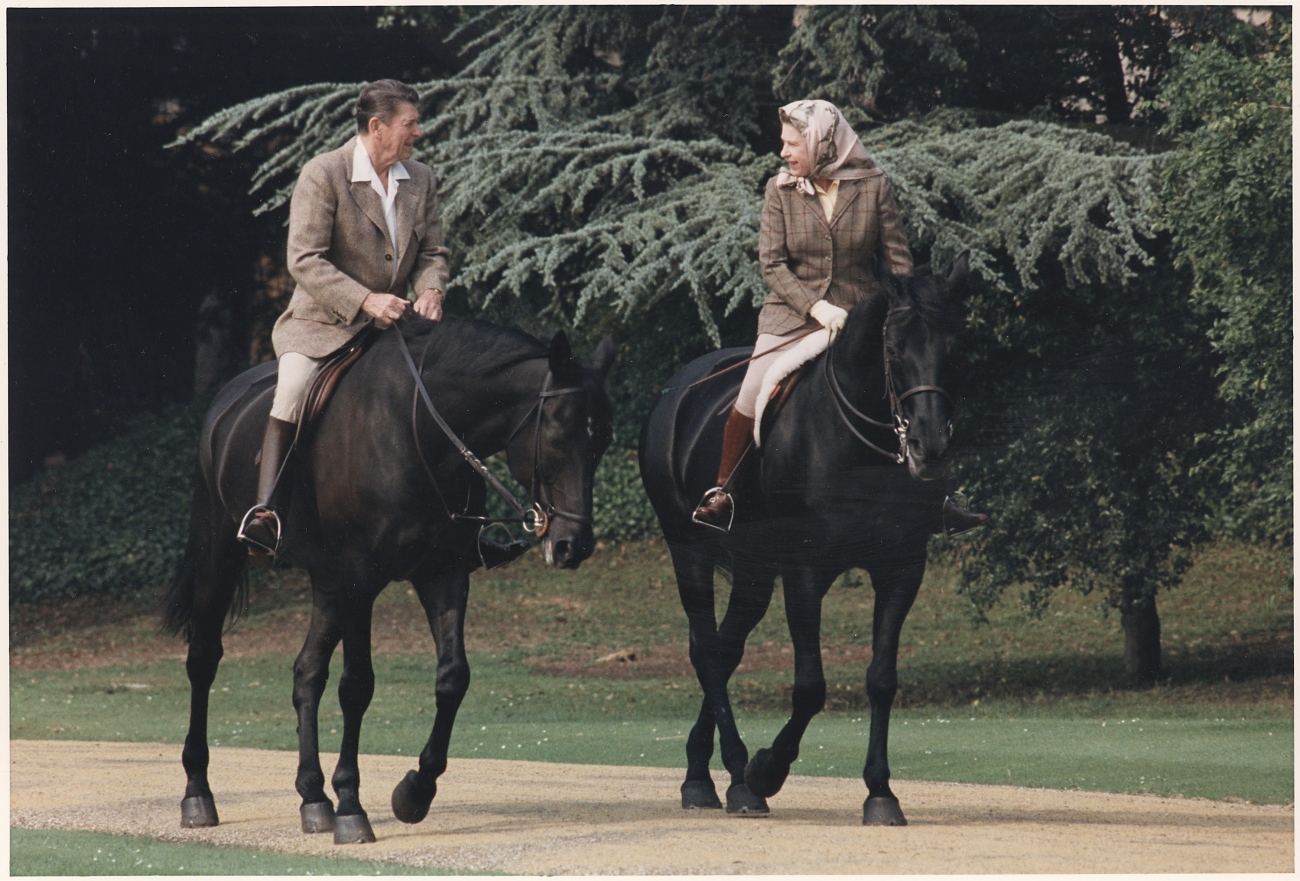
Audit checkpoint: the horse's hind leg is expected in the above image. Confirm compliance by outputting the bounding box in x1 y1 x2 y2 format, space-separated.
391 563 471 825
291 580 344 835
329 588 379 844
670 541 763 814
744 564 836 802
860 561 924 826
178 479 246 828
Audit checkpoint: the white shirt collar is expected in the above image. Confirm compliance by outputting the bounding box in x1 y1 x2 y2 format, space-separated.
351 138 409 187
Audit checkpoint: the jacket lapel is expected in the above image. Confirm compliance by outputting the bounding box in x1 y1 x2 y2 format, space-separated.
345 142 391 243
799 190 831 231
393 173 418 268
828 179 863 229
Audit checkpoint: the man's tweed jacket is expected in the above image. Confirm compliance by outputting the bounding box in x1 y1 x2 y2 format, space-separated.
757 169 912 337
272 137 451 358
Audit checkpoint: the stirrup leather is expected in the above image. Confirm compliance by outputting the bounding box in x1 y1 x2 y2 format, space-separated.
691 486 735 534
237 504 282 556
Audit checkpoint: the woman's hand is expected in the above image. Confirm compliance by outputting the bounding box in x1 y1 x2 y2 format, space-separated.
810 300 848 341
361 292 410 328
413 288 444 321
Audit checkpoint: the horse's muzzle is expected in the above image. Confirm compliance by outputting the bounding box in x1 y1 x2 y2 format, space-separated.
905 438 950 482
543 531 593 569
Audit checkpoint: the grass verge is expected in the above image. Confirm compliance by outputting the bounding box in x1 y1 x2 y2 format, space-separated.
9 828 450 876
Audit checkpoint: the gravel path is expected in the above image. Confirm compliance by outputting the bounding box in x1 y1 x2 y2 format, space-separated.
10 739 1294 874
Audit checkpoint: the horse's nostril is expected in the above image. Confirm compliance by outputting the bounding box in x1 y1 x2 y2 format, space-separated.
554 540 571 560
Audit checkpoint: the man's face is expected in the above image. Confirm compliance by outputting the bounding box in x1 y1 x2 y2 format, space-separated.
372 101 421 167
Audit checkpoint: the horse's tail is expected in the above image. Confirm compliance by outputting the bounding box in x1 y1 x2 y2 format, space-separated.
161 541 197 639
160 460 249 641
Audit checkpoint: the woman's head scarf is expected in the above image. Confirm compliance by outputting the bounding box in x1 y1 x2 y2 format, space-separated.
775 100 876 196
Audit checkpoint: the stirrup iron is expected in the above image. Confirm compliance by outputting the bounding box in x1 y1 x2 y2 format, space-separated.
691 486 735 534
237 504 282 556
942 491 981 538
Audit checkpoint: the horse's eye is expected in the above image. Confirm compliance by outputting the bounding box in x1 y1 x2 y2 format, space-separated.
587 417 594 439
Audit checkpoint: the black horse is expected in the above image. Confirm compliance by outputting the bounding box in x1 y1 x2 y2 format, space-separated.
164 317 614 843
639 255 969 825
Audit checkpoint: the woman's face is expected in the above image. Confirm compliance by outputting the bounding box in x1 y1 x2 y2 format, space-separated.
780 123 812 178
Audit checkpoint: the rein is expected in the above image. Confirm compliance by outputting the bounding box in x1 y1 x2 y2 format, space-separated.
393 323 587 538
824 306 955 464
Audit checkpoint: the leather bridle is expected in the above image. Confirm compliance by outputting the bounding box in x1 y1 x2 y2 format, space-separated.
396 324 591 539
825 306 955 465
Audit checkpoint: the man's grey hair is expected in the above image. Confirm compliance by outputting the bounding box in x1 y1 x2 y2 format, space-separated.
356 79 419 133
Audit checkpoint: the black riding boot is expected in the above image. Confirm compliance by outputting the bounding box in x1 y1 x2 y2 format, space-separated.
478 534 532 570
237 416 297 565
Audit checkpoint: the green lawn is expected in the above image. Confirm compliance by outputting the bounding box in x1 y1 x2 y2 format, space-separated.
12 539 1293 802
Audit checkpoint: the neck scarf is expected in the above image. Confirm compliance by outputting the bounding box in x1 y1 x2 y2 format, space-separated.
774 100 876 196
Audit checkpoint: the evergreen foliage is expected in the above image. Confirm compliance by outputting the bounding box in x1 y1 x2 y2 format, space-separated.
1158 21 1292 544
136 6 1285 680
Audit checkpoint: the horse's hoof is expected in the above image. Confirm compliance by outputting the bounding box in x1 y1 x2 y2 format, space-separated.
725 782 769 815
863 795 908 826
392 770 436 824
680 779 722 809
333 812 376 844
180 795 219 828
743 748 789 799
300 800 336 834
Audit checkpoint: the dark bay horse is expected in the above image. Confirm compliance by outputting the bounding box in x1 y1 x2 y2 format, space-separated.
639 255 969 825
164 317 614 843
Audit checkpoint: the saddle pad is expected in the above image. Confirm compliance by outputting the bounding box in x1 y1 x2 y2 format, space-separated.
753 328 829 446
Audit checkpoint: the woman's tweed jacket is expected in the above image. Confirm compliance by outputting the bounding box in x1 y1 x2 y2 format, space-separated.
757 169 912 337
272 137 451 359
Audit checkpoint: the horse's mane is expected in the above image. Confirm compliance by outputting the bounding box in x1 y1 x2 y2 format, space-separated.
399 316 548 373
886 271 964 334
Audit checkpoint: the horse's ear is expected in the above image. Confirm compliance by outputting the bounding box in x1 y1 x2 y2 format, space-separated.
591 335 616 378
947 250 971 298
548 331 577 378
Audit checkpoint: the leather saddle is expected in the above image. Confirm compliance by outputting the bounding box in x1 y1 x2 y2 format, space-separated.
295 328 378 440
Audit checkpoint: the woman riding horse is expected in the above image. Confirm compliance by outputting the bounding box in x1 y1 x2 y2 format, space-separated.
691 99 986 536
238 78 526 569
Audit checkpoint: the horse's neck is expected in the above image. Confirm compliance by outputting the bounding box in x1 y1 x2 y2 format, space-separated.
830 305 890 421
399 324 550 457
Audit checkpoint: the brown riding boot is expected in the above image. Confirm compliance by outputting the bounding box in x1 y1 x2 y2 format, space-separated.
936 492 988 537
237 416 297 562
692 408 756 532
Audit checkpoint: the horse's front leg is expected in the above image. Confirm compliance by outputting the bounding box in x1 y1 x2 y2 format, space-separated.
861 561 924 826
329 590 379 844
391 562 471 825
744 564 835 801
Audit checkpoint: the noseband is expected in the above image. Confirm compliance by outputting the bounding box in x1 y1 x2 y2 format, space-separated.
395 325 591 539
825 306 954 464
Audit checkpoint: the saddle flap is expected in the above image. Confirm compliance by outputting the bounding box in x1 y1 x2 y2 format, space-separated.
297 329 377 437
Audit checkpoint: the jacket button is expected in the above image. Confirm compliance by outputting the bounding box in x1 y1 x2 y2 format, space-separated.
385 254 393 261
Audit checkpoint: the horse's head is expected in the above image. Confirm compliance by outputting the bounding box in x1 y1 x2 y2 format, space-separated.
882 252 969 482
507 331 615 569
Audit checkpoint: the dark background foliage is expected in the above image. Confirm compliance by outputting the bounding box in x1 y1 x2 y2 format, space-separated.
9 6 1291 685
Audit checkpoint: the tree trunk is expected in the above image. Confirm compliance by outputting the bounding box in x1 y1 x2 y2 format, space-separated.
1119 576 1161 684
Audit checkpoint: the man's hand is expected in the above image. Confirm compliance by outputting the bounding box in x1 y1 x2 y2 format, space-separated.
361 292 410 328
413 288 445 321
809 299 848 341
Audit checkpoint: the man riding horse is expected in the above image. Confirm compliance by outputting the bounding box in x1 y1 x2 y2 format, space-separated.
238 79 527 570
691 99 987 536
